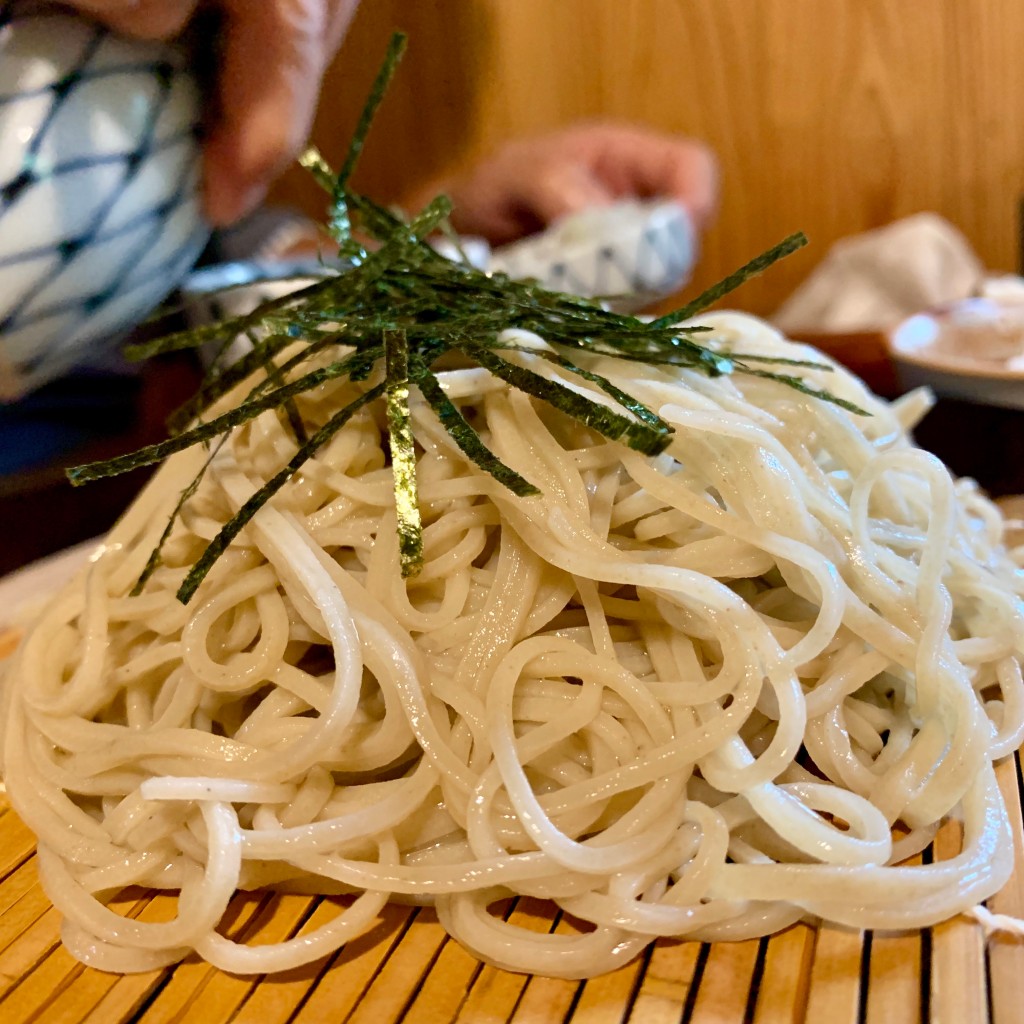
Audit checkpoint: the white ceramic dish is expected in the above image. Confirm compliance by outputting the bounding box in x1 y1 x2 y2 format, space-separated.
0 3 209 400
888 301 1024 410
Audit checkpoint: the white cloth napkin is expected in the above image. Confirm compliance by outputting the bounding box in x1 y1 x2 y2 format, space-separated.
772 213 986 334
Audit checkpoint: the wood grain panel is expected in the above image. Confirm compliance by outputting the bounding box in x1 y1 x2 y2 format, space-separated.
270 0 1024 315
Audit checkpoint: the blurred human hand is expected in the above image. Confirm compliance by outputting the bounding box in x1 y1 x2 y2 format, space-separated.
412 122 718 246
65 0 360 226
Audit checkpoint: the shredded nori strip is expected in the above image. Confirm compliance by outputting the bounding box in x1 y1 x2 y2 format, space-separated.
458 341 672 457
650 232 809 329
176 384 385 604
385 329 422 577
130 434 230 595
501 345 672 431
68 348 381 483
410 358 540 497
67 32 865 604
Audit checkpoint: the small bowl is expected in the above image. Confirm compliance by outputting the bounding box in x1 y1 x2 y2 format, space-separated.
181 259 333 322
488 199 697 312
181 259 336 366
888 299 1024 410
0 3 209 400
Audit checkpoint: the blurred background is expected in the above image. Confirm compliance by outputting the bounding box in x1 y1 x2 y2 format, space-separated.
270 0 1024 314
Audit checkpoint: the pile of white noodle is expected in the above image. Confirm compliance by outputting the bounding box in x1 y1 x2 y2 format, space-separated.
2 312 1023 978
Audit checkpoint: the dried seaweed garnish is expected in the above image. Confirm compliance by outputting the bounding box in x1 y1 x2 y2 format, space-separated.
67 347 381 484
165 330 299 433
506 346 671 431
330 32 407 256
385 329 422 577
410 358 539 497
251 328 309 446
177 385 385 604
130 433 229 596
457 341 672 457
650 232 809 329
738 367 868 414
68 31 865 603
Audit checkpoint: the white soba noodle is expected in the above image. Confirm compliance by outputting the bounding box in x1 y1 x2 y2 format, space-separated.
2 312 1023 978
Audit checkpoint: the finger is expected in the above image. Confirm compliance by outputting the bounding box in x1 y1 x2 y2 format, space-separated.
70 0 198 40
520 161 616 225
445 151 616 245
446 163 613 246
654 140 718 228
593 132 719 228
424 162 541 245
204 0 329 226
447 191 538 246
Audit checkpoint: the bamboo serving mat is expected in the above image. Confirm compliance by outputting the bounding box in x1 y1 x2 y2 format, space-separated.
0 753 1021 1024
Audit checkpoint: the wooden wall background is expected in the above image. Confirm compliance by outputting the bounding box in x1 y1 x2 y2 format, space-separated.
269 0 1024 316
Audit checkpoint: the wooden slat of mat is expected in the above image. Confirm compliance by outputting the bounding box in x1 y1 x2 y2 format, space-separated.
752 924 815 1023
930 917 987 1024
233 901 412 1024
3 892 167 1024
0 891 151 1020
404 938 480 1024
865 930 922 1024
565 947 646 1024
2 938 91 1022
987 752 1024 1024
82 892 272 1024
0 904 66 1003
42 954 142 1024
0 857 37 917
929 820 988 1024
288 904 415 1024
0 809 40 879
688 938 763 1023
865 856 924 1024
169 893 319 1024
452 899 563 1024
625 939 702 1023
78 965 169 1024
226 897 359 1024
398 903 501 1024
505 915 582 1024
802 924 865 1024
334 906 450 1024
124 894 277 1024
0 862 50 958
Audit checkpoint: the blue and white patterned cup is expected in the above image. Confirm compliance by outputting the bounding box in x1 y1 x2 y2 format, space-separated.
0 2 209 399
